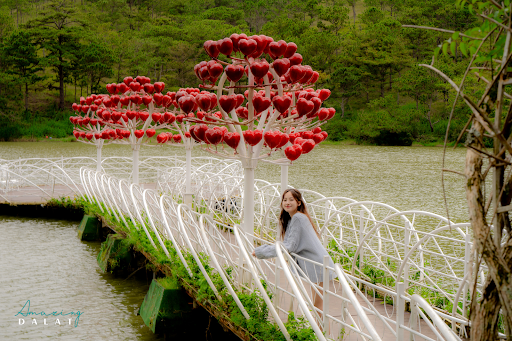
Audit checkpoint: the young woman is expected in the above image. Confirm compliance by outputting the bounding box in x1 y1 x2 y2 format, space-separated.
251 188 336 316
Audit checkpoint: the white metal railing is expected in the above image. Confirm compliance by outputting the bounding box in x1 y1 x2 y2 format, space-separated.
0 156 475 340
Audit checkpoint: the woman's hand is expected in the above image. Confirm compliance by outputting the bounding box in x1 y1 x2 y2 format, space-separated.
252 250 256 257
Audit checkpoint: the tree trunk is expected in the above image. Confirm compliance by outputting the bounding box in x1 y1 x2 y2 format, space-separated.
352 2 356 26
58 35 65 110
466 120 512 340
25 83 28 111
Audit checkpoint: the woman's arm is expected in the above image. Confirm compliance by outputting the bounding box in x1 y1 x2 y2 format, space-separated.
254 216 302 259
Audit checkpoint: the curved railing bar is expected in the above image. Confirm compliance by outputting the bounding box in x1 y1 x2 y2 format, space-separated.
233 227 292 341
158 195 194 278
142 189 171 258
129 183 157 248
274 242 325 341
87 170 104 212
199 214 250 320
79 168 93 203
176 204 223 302
333 263 384 340
409 294 461 341
107 177 125 224
118 178 139 229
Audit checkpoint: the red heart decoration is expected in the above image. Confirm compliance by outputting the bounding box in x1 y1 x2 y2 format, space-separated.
308 72 319 84
219 94 237 113
129 82 141 92
313 133 323 144
327 108 336 119
173 134 182 143
134 130 144 138
289 53 303 66
285 144 302 161
85 133 93 140
208 62 224 79
176 114 185 123
283 42 297 58
230 33 241 51
79 132 86 138
318 108 329 121
144 84 154 94
111 112 122 122
225 64 245 83
204 40 220 58
252 95 271 113
154 82 165 93
272 59 290 77
269 40 287 57
224 132 240 150
296 98 315 117
235 94 244 108
85 97 93 105
302 131 314 139
152 113 162 122
238 38 257 56
139 112 150 121
90 119 98 125
164 112 176 123
131 94 142 104
236 107 248 119
301 139 315 154
146 129 156 138
81 105 89 113
318 89 331 101
307 97 322 117
178 96 196 114
242 130 263 146
126 111 136 120
197 94 212 111
157 133 168 143
195 124 208 141
250 61 270 79
300 65 314 83
312 127 322 134
119 97 129 106
321 131 328 140
289 65 305 84
264 131 281 149
73 131 79 138
153 92 164 105
218 38 233 56
118 83 129 93
162 95 172 107
142 95 153 106
272 96 291 114
205 127 224 145
278 133 289 148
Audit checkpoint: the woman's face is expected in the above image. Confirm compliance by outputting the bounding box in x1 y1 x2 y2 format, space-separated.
282 191 300 215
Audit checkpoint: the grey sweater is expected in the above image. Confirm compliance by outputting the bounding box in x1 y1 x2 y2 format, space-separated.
254 212 336 283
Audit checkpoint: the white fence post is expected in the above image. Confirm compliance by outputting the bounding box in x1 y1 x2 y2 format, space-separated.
404 221 410 289
397 282 405 341
322 255 330 335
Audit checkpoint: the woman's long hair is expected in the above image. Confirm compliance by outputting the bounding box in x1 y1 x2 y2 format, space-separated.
279 189 320 240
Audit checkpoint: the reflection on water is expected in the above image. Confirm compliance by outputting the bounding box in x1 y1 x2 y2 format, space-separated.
0 142 468 222
0 216 161 341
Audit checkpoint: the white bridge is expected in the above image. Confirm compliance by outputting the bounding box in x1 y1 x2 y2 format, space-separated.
0 156 488 341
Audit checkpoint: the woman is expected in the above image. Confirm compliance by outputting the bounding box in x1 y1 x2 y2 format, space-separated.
251 188 336 315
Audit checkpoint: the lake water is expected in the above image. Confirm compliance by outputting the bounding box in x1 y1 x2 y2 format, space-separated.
0 142 469 222
0 217 160 341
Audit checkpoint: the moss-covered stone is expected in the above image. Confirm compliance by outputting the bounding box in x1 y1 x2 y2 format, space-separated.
139 278 193 334
97 234 132 273
77 214 100 241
